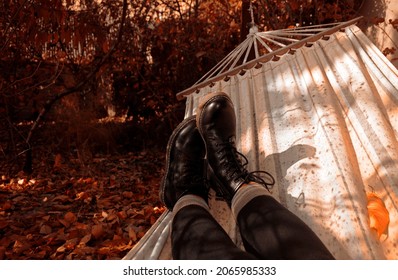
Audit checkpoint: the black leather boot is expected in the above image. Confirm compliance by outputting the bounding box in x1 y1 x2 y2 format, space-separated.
196 92 274 204
159 115 208 210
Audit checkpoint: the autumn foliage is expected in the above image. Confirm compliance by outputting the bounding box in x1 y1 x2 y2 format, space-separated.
1 0 364 259
0 151 165 259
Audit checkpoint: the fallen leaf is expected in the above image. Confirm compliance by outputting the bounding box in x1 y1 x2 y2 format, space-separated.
74 222 89 230
137 231 145 239
83 178 94 184
2 201 12 210
40 225 52 235
150 215 157 225
97 239 131 256
367 192 390 240
32 250 47 259
58 219 70 228
133 209 145 218
42 215 50 221
128 228 137 242
97 198 113 208
68 229 81 239
117 211 127 220
64 212 77 224
64 238 79 250
75 192 89 200
122 191 134 198
55 228 67 241
79 234 92 245
106 213 118 222
54 154 63 170
91 224 104 239
0 149 165 259
13 240 31 254
56 245 66 253
24 234 33 242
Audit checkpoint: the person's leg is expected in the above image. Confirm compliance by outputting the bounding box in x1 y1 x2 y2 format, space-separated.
232 184 335 259
197 92 335 260
160 115 255 259
171 195 256 259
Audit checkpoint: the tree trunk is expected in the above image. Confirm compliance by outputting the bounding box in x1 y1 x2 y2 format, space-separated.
241 0 252 42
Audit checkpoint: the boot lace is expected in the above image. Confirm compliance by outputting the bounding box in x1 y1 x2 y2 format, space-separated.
214 138 275 191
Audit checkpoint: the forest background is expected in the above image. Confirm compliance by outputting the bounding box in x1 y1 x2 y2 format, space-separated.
0 0 396 259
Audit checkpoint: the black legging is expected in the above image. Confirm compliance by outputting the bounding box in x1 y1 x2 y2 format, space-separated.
171 195 334 260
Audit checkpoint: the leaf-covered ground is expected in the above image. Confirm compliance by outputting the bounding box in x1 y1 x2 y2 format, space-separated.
0 150 166 259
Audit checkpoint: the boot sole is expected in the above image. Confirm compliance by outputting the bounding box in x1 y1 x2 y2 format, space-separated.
159 115 197 209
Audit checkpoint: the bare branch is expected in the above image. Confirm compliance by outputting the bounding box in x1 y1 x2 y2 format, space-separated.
25 0 129 151
1 0 30 51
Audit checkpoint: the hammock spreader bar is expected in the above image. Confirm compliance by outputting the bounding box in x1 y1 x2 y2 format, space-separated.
176 17 363 100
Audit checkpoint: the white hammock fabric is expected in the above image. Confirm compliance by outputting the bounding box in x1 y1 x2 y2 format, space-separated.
124 19 398 260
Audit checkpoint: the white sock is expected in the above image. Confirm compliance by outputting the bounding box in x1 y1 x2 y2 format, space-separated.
231 183 270 219
173 194 209 214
